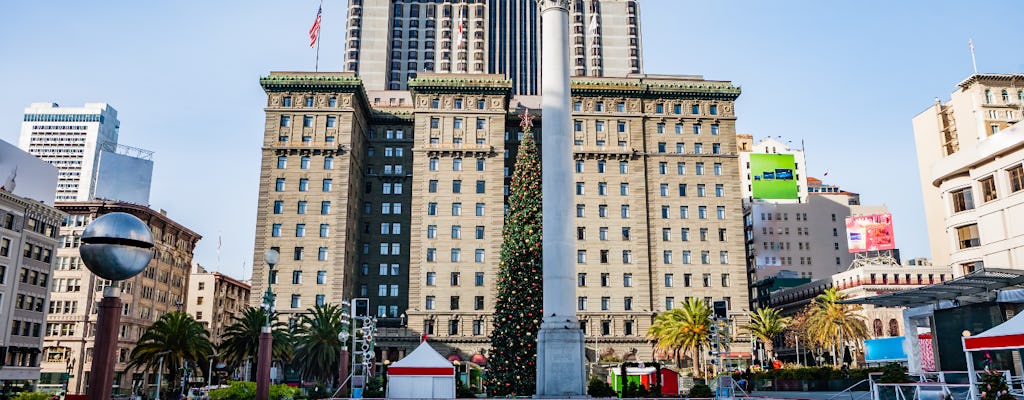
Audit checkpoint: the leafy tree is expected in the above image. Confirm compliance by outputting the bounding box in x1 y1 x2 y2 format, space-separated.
647 298 712 375
128 311 213 395
488 111 543 397
802 288 869 366
688 382 713 398
218 307 293 380
293 303 345 386
11 392 51 400
587 377 617 398
362 378 385 398
742 307 791 359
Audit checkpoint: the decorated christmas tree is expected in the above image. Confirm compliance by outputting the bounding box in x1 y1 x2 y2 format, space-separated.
487 109 543 396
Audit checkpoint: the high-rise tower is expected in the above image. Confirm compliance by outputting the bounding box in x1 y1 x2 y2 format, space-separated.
342 0 642 94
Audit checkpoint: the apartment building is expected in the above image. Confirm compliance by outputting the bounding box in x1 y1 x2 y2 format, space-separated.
342 0 642 94
911 74 1024 273
0 191 63 391
39 202 200 397
253 71 749 361
186 265 251 343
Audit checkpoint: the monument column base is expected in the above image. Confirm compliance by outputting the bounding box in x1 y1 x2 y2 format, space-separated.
535 327 587 398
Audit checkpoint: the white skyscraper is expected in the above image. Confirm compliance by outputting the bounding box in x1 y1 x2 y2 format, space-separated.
19 102 153 204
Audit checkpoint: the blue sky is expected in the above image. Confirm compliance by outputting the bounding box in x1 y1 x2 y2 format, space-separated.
1 1 1022 280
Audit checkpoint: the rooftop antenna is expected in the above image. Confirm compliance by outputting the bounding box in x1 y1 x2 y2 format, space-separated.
969 38 978 74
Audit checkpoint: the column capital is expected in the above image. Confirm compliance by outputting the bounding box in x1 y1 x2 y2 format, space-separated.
539 0 570 12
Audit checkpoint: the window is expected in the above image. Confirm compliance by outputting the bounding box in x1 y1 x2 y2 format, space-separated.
578 297 587 310
320 224 330 237
476 158 485 171
577 250 586 263
282 96 292 106
280 116 291 127
720 251 730 265
620 161 628 174
476 203 485 216
578 273 587 287
576 182 585 195
452 202 462 216
1009 165 1024 193
715 184 724 197
277 156 287 169
951 187 975 212
296 201 307 214
450 296 460 310
711 124 719 135
318 247 328 261
665 297 675 310
476 180 486 193
426 296 435 310
717 206 726 219
957 224 981 249
429 158 438 171
620 183 629 195
271 224 282 237
303 115 314 127
275 178 285 191
292 270 302 284
295 224 306 237
323 179 333 192
291 294 301 308
980 176 998 202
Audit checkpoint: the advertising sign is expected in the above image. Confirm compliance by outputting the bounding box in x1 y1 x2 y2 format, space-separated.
94 150 153 205
750 154 798 200
0 139 57 205
846 213 896 253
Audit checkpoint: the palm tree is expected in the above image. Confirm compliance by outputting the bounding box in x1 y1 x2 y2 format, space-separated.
743 307 791 360
293 304 346 387
804 288 869 366
647 298 712 376
219 307 292 380
128 312 214 395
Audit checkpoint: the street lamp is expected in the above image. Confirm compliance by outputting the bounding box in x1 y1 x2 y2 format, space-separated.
382 360 391 392
256 248 279 400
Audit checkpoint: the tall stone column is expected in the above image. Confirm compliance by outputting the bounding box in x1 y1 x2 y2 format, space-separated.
86 287 122 400
536 0 586 396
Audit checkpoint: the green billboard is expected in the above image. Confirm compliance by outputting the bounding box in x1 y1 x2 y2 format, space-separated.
750 153 798 200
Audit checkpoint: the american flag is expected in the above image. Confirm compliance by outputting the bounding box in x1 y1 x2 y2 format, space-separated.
309 6 322 48
456 20 465 49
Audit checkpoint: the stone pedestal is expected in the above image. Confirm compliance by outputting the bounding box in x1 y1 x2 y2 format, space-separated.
255 327 272 400
536 328 587 397
86 287 121 400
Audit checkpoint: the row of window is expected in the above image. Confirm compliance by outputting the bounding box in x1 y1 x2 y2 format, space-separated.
10 320 42 337
654 142 723 155
270 223 330 238
425 225 486 239
656 227 729 242
656 205 728 220
274 200 332 215
276 156 335 170
279 115 338 128
425 271 485 286
664 296 731 311
424 295 486 311
13 266 49 288
428 116 488 130
427 98 488 110
425 202 486 216
422 318 490 337
13 293 45 312
266 246 331 262
983 89 1024 105
427 179 486 194
424 248 486 263
574 296 638 311
274 178 333 192
428 157 486 171
950 164 1024 213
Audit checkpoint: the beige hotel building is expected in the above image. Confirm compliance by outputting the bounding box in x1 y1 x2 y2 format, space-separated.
912 73 1024 275
252 71 750 362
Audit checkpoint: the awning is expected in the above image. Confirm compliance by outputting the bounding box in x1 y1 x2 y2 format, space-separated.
840 268 1024 308
963 311 1024 351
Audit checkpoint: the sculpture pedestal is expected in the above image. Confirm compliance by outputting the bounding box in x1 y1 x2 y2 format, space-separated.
535 327 586 398
87 287 121 400
255 327 272 400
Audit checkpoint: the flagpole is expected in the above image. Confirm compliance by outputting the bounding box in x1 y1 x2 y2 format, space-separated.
969 38 978 74
315 0 323 72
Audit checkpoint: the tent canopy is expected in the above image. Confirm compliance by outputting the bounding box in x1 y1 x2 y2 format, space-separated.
963 311 1024 351
389 341 454 375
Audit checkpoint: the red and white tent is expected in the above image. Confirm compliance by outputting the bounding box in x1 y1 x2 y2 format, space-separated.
962 311 1024 400
386 340 455 399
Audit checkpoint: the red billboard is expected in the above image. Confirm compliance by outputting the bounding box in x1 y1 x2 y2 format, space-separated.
846 213 895 253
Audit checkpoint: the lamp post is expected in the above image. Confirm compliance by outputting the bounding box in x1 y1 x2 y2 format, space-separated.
62 345 74 398
338 301 351 394
453 360 462 387
382 360 391 393
256 248 279 400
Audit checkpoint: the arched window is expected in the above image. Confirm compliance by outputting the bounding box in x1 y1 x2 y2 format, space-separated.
1002 90 1010 102
873 319 884 337
985 89 993 104
888 319 900 337
1018 90 1023 103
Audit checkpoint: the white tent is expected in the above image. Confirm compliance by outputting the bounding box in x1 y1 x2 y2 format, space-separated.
962 311 1024 400
386 341 455 399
